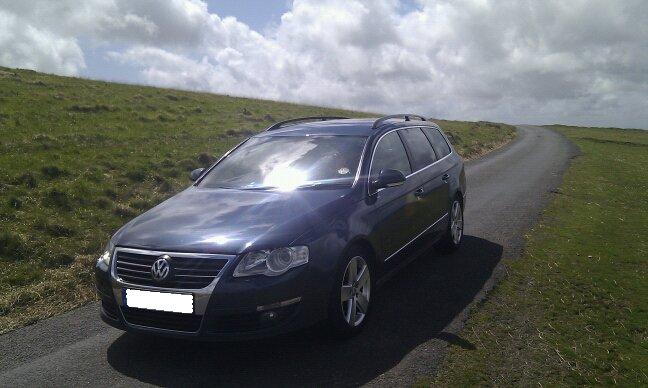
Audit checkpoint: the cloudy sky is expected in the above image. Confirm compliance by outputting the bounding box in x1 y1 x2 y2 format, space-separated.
0 0 646 128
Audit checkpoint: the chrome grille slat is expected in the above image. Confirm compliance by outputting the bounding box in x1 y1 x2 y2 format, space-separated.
114 249 230 289
118 256 156 264
117 261 150 268
116 266 150 275
119 274 151 281
174 274 214 278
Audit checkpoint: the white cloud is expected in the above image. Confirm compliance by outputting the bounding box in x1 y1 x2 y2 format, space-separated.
0 10 85 75
0 0 646 127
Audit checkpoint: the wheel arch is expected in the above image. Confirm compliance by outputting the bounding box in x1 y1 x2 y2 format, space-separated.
342 236 379 272
455 189 465 204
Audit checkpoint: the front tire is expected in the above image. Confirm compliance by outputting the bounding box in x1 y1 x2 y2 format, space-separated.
326 248 373 338
435 198 463 253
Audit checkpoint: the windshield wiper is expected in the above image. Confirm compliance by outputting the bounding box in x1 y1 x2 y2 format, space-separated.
296 181 350 189
210 182 349 191
235 185 277 190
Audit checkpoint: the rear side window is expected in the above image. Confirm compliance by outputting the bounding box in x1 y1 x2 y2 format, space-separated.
399 128 437 171
422 127 451 158
371 131 411 177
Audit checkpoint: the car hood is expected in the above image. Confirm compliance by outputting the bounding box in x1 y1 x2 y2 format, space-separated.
114 186 352 254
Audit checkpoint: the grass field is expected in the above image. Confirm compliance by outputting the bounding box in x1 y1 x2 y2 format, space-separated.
430 125 648 386
0 67 515 333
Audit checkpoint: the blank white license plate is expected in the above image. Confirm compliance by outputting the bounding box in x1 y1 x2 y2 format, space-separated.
123 288 194 314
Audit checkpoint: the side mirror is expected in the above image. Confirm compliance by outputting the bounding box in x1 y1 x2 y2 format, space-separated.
190 168 205 181
371 169 406 192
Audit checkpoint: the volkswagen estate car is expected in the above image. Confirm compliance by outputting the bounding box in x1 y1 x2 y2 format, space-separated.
95 114 466 339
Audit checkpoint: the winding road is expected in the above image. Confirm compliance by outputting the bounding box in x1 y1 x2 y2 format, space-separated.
0 125 576 387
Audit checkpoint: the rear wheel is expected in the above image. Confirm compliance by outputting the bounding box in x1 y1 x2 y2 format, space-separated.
326 248 373 338
435 198 463 253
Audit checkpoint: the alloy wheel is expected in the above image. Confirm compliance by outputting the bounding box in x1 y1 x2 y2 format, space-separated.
450 200 463 245
340 256 371 327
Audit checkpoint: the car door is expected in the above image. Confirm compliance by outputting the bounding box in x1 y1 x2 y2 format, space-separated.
422 126 454 230
399 127 449 235
367 131 422 261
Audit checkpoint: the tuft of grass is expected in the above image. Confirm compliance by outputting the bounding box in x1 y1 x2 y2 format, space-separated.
130 198 153 210
7 195 23 209
197 152 216 166
178 158 200 171
113 204 137 218
13 172 38 188
158 180 174 193
432 126 648 386
125 169 147 182
42 188 73 210
103 188 118 199
0 231 29 261
45 254 76 268
34 219 76 237
93 196 112 209
0 65 514 333
68 104 117 113
40 165 69 179
0 261 43 290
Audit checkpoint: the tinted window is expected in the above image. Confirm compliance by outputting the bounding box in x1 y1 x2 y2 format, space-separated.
399 128 437 170
199 135 366 190
422 127 451 158
371 131 411 177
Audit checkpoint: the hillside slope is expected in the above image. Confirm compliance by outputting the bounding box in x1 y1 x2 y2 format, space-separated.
432 125 648 386
0 67 515 332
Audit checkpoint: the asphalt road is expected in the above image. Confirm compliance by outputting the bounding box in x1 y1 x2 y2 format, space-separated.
0 125 576 387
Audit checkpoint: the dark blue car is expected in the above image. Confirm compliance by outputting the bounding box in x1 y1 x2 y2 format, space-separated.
95 115 466 339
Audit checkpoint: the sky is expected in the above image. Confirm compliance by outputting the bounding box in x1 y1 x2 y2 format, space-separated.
0 0 646 128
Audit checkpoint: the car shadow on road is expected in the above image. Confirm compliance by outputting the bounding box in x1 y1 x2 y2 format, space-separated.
106 235 502 387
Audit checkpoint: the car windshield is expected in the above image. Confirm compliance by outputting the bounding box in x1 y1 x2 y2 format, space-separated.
199 135 367 190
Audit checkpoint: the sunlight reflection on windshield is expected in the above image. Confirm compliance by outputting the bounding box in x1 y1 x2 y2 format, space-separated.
263 165 307 191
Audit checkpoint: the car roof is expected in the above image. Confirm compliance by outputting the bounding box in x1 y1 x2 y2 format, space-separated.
254 118 434 138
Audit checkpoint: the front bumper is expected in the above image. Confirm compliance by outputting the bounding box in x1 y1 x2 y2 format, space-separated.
95 248 329 340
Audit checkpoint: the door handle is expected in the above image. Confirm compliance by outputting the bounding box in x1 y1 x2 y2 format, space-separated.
442 173 450 181
414 188 425 197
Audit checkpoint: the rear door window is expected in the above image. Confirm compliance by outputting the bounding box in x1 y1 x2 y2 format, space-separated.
370 131 412 177
422 127 451 158
399 128 437 171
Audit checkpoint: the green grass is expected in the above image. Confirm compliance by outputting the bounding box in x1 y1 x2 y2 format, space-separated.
0 67 515 333
431 125 648 386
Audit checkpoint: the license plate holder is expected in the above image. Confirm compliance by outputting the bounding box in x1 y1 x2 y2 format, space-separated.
123 288 194 314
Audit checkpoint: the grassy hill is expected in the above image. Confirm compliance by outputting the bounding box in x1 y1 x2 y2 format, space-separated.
0 67 515 333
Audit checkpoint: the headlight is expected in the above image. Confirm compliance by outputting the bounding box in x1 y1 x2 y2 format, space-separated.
97 240 115 267
233 246 309 277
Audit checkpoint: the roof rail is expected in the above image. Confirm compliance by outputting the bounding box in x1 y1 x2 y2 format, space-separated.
265 116 350 131
372 114 426 129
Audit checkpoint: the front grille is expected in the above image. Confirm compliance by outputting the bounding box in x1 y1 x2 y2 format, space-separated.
115 250 229 289
121 306 202 332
